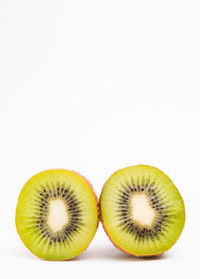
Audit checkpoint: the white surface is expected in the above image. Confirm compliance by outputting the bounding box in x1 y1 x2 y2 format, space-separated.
0 0 200 278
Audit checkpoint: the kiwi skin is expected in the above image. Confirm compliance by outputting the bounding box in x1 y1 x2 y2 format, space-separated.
15 169 99 261
99 165 186 257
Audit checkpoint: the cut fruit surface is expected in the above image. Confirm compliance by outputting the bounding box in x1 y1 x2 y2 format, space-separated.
16 169 98 260
100 165 185 256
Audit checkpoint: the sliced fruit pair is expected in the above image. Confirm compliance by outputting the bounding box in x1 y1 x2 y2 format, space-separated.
100 165 185 256
16 169 98 260
16 165 185 260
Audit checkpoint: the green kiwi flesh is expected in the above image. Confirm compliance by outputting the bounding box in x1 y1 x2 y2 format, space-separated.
16 169 98 260
100 165 185 256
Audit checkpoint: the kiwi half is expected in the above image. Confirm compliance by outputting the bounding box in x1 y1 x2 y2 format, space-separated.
100 165 185 257
16 169 98 260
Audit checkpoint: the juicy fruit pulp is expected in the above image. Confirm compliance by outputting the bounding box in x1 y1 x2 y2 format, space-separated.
16 169 98 260
100 165 185 256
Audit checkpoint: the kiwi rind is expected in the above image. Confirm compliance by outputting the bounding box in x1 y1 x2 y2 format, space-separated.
100 165 185 257
16 169 99 261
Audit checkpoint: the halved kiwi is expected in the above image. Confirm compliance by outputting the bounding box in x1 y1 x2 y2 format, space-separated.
16 169 98 260
100 165 185 256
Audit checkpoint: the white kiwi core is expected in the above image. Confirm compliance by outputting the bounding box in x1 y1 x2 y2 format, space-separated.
47 199 69 232
131 194 155 226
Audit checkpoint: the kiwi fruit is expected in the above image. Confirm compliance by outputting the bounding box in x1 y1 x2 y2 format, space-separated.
100 165 185 257
16 169 98 260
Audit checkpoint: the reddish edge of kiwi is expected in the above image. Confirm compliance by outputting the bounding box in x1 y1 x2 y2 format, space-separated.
71 170 100 229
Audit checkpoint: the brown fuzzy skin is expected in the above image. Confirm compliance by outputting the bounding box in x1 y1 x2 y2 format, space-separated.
99 176 185 258
16 169 99 261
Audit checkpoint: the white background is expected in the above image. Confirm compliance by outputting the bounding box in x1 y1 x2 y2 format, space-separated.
0 0 200 278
